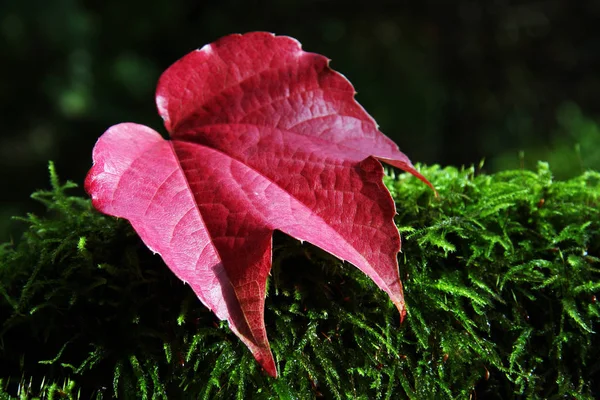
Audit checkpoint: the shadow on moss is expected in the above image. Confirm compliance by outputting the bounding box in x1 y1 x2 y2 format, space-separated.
0 161 598 399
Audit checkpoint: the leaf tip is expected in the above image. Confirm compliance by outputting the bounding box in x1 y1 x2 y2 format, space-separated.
396 300 407 324
263 358 278 378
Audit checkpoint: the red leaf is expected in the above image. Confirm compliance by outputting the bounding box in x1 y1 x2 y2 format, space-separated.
85 32 433 377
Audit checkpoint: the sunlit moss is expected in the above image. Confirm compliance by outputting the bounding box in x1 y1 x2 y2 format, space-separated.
0 162 598 399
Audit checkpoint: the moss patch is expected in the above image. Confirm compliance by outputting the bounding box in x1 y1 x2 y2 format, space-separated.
1 162 598 399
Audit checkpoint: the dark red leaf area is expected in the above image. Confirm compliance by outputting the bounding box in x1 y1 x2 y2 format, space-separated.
86 32 433 377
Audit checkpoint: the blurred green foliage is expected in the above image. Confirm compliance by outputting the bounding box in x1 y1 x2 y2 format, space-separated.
492 102 600 178
1 0 599 239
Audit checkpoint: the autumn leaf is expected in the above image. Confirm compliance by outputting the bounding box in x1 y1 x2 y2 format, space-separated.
85 32 433 378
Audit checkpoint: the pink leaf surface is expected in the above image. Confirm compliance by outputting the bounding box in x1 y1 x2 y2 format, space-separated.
85 32 433 378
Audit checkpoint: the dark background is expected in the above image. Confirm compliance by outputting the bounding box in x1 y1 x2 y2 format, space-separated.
2 0 600 239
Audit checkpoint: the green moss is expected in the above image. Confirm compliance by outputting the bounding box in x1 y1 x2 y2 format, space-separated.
1 161 598 399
